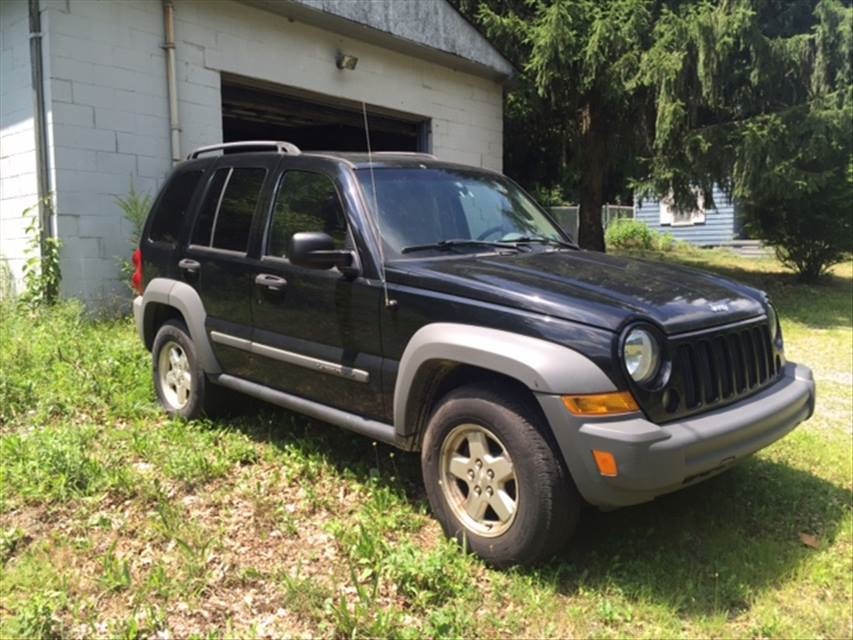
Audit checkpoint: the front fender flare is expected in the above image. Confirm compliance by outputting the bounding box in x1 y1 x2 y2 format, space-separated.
393 323 616 437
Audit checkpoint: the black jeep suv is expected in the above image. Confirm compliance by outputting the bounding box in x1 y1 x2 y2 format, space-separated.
133 140 815 566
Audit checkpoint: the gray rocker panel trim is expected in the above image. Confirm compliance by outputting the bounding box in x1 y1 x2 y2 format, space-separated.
141 278 221 374
215 373 398 446
393 323 616 434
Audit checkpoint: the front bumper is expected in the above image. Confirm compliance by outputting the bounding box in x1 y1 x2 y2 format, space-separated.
537 362 815 508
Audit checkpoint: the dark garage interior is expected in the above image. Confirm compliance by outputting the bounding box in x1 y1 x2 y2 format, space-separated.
221 77 429 153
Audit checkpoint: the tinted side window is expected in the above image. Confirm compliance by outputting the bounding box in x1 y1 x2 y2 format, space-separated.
267 171 347 258
191 168 229 247
190 167 266 252
212 168 266 252
147 170 203 244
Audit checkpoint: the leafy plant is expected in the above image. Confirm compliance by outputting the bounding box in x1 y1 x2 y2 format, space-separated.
605 219 656 251
0 527 28 564
19 200 61 307
605 219 687 253
656 232 677 252
115 183 153 289
0 258 15 300
100 542 132 593
116 183 153 246
5 591 66 639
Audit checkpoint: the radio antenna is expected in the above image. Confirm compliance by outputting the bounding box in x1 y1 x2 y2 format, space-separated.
361 102 396 309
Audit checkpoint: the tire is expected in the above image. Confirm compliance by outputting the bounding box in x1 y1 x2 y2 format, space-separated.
421 383 580 567
152 319 222 419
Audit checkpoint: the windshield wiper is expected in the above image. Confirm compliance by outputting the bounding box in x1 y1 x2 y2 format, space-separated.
401 239 521 255
508 235 576 249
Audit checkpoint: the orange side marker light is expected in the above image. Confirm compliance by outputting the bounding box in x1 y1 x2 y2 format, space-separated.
561 391 640 416
592 450 618 477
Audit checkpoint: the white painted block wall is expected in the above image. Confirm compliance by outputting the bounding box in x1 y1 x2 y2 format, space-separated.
171 0 504 169
42 0 172 304
3 0 504 304
0 0 38 296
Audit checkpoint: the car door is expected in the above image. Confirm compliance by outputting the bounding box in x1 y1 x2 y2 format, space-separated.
182 154 276 378
249 163 385 419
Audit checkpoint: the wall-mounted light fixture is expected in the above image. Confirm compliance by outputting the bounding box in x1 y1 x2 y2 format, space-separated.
336 50 358 71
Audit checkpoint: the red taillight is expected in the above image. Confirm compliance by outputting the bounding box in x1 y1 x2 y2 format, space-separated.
131 248 143 295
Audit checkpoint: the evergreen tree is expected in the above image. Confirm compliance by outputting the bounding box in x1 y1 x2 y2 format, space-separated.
461 0 850 276
641 0 851 280
473 0 657 251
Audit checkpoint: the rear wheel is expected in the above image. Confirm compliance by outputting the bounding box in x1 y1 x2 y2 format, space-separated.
152 319 222 419
421 383 580 567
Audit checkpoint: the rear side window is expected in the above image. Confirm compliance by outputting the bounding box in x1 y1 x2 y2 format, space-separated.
266 171 347 258
191 167 267 253
147 170 203 244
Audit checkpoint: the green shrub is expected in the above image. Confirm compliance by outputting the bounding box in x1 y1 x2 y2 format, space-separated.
605 219 657 250
656 232 675 252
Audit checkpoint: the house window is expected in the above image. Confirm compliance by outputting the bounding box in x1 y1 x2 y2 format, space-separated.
660 191 706 226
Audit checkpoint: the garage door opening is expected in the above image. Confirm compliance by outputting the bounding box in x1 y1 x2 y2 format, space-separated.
221 78 430 153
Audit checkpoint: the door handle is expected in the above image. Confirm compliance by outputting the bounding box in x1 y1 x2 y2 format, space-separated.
178 258 200 274
255 273 287 292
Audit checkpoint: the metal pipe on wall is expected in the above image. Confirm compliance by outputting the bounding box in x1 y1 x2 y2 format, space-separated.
27 0 54 240
162 0 181 163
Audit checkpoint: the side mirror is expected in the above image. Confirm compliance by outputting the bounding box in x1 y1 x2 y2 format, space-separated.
288 232 354 271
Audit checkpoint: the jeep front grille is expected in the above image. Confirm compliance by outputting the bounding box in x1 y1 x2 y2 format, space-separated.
633 318 784 423
674 322 780 410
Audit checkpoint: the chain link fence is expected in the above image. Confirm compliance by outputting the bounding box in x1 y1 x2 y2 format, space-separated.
549 205 635 240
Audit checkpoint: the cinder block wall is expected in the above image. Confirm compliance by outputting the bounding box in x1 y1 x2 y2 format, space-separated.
8 0 503 304
172 0 504 168
41 0 171 304
0 0 39 296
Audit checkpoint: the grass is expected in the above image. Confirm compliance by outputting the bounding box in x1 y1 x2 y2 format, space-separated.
1 250 850 638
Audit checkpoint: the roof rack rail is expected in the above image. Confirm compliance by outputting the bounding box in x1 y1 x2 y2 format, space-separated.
371 151 438 160
187 140 301 159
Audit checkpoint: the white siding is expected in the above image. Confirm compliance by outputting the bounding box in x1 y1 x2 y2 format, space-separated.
0 0 38 296
30 0 504 304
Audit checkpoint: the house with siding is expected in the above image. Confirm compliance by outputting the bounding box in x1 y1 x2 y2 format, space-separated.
0 0 512 304
634 187 747 247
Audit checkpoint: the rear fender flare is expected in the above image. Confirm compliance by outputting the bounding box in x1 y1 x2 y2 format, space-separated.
141 277 221 374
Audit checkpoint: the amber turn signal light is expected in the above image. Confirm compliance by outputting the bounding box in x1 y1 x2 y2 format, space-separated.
561 391 640 416
592 450 618 477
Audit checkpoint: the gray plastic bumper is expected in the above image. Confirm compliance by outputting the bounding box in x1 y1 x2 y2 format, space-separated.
537 362 815 508
133 295 144 343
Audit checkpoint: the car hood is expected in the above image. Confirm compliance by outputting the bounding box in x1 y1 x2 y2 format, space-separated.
386 249 766 334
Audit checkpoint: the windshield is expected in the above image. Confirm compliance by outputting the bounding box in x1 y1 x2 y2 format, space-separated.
356 168 568 258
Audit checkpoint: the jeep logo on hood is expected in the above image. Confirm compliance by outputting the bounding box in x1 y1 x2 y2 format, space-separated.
710 302 730 313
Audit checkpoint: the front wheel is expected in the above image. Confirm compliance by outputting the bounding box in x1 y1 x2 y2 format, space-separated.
421 384 580 567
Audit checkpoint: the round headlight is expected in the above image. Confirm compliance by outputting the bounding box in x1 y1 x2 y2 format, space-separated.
623 328 661 384
767 303 779 339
